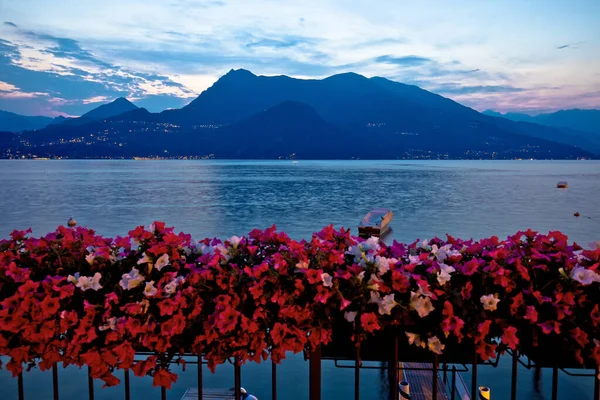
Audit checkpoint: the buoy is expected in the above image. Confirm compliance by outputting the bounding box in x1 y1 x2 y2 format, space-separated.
574 212 581 217
399 381 411 399
67 217 77 227
557 181 568 188
479 386 491 399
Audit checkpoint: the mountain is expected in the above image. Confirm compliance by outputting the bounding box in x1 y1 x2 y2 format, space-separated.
59 98 139 126
0 110 58 132
2 70 596 159
483 109 600 153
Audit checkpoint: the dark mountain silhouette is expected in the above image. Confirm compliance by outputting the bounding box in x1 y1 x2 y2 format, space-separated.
2 70 596 159
0 110 60 132
59 97 139 126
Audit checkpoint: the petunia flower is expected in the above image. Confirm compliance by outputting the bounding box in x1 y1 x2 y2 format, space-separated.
437 263 455 286
228 235 242 249
344 311 357 323
375 256 396 275
406 332 425 348
480 294 500 311
137 252 152 265
321 273 333 287
571 266 600 285
120 268 145 290
144 281 158 297
378 294 397 315
428 336 445 354
155 254 170 271
85 253 95 266
410 291 435 318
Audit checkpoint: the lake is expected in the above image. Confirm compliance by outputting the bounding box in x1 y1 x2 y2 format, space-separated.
1 160 599 399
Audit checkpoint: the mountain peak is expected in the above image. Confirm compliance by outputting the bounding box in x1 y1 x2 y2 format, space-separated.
224 68 256 78
81 97 138 121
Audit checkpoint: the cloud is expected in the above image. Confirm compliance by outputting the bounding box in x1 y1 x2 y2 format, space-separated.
557 41 584 50
4 21 17 27
374 55 432 66
433 84 525 95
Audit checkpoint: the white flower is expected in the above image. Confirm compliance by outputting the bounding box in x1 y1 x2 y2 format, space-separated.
405 332 425 348
408 255 420 265
72 272 102 291
344 311 357 323
321 273 333 287
480 294 500 311
378 294 397 315
368 291 381 304
130 238 140 251
144 281 158 297
367 274 383 291
99 317 118 331
147 223 155 233
375 256 396 275
410 291 435 318
119 268 145 290
420 239 430 250
137 252 152 265
228 235 242 249
357 271 365 283
428 336 445 355
437 263 456 286
155 254 170 271
359 253 375 268
361 237 380 252
296 261 309 271
85 253 95 265
571 266 600 285
164 280 178 295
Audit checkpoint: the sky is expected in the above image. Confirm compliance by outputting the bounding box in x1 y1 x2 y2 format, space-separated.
0 0 599 117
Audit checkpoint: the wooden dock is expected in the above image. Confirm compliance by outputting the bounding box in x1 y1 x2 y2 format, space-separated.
401 362 453 400
181 388 234 399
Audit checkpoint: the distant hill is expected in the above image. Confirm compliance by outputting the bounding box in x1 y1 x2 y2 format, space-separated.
59 98 139 126
2 71 596 159
0 110 59 132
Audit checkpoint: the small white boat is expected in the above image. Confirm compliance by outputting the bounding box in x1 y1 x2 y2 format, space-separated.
557 181 568 188
358 208 393 238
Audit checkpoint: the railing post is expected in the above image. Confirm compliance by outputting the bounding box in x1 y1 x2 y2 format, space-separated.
389 330 399 400
309 344 322 400
18 372 24 400
510 350 518 400
551 366 558 400
443 363 448 386
432 355 438 400
234 359 241 400
53 362 59 400
197 353 203 400
88 366 94 400
124 368 131 400
595 366 599 400
272 360 277 400
354 342 361 400
471 345 478 399
161 386 167 400
451 366 456 400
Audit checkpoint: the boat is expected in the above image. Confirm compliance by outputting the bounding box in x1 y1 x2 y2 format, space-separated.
358 208 393 238
557 181 568 188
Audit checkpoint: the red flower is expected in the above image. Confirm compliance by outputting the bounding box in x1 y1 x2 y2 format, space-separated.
591 304 600 327
360 313 380 333
153 368 178 389
460 281 473 300
539 320 561 335
570 328 589 347
501 327 519 350
524 306 538 323
132 356 158 377
461 258 480 275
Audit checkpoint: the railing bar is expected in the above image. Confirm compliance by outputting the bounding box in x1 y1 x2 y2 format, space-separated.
234 359 241 400
18 372 24 400
354 343 360 400
551 366 558 400
451 366 456 400
197 353 203 400
161 386 166 400
309 344 322 400
124 368 131 400
443 363 448 386
471 346 478 399
88 366 94 400
510 350 518 400
53 362 59 400
432 355 438 400
390 330 399 400
272 360 277 400
594 366 599 400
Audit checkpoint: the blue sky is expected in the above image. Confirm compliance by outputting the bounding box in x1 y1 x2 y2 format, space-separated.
0 0 599 116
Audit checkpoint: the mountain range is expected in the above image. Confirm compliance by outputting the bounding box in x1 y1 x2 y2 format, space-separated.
1 69 598 159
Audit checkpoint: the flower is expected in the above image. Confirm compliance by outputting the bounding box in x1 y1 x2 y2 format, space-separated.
164 280 178 295
571 266 600 285
344 311 357 323
437 263 455 286
480 294 500 311
321 273 333 287
360 312 380 333
295 261 309 271
155 254 170 271
375 256 396 275
406 332 423 347
378 294 397 315
69 272 102 291
85 253 95 265
228 235 242 249
410 291 435 318
367 274 382 291
428 336 445 354
144 281 158 297
502 326 519 350
120 268 145 290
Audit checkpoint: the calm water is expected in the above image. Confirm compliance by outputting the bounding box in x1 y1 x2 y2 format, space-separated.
1 160 599 399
